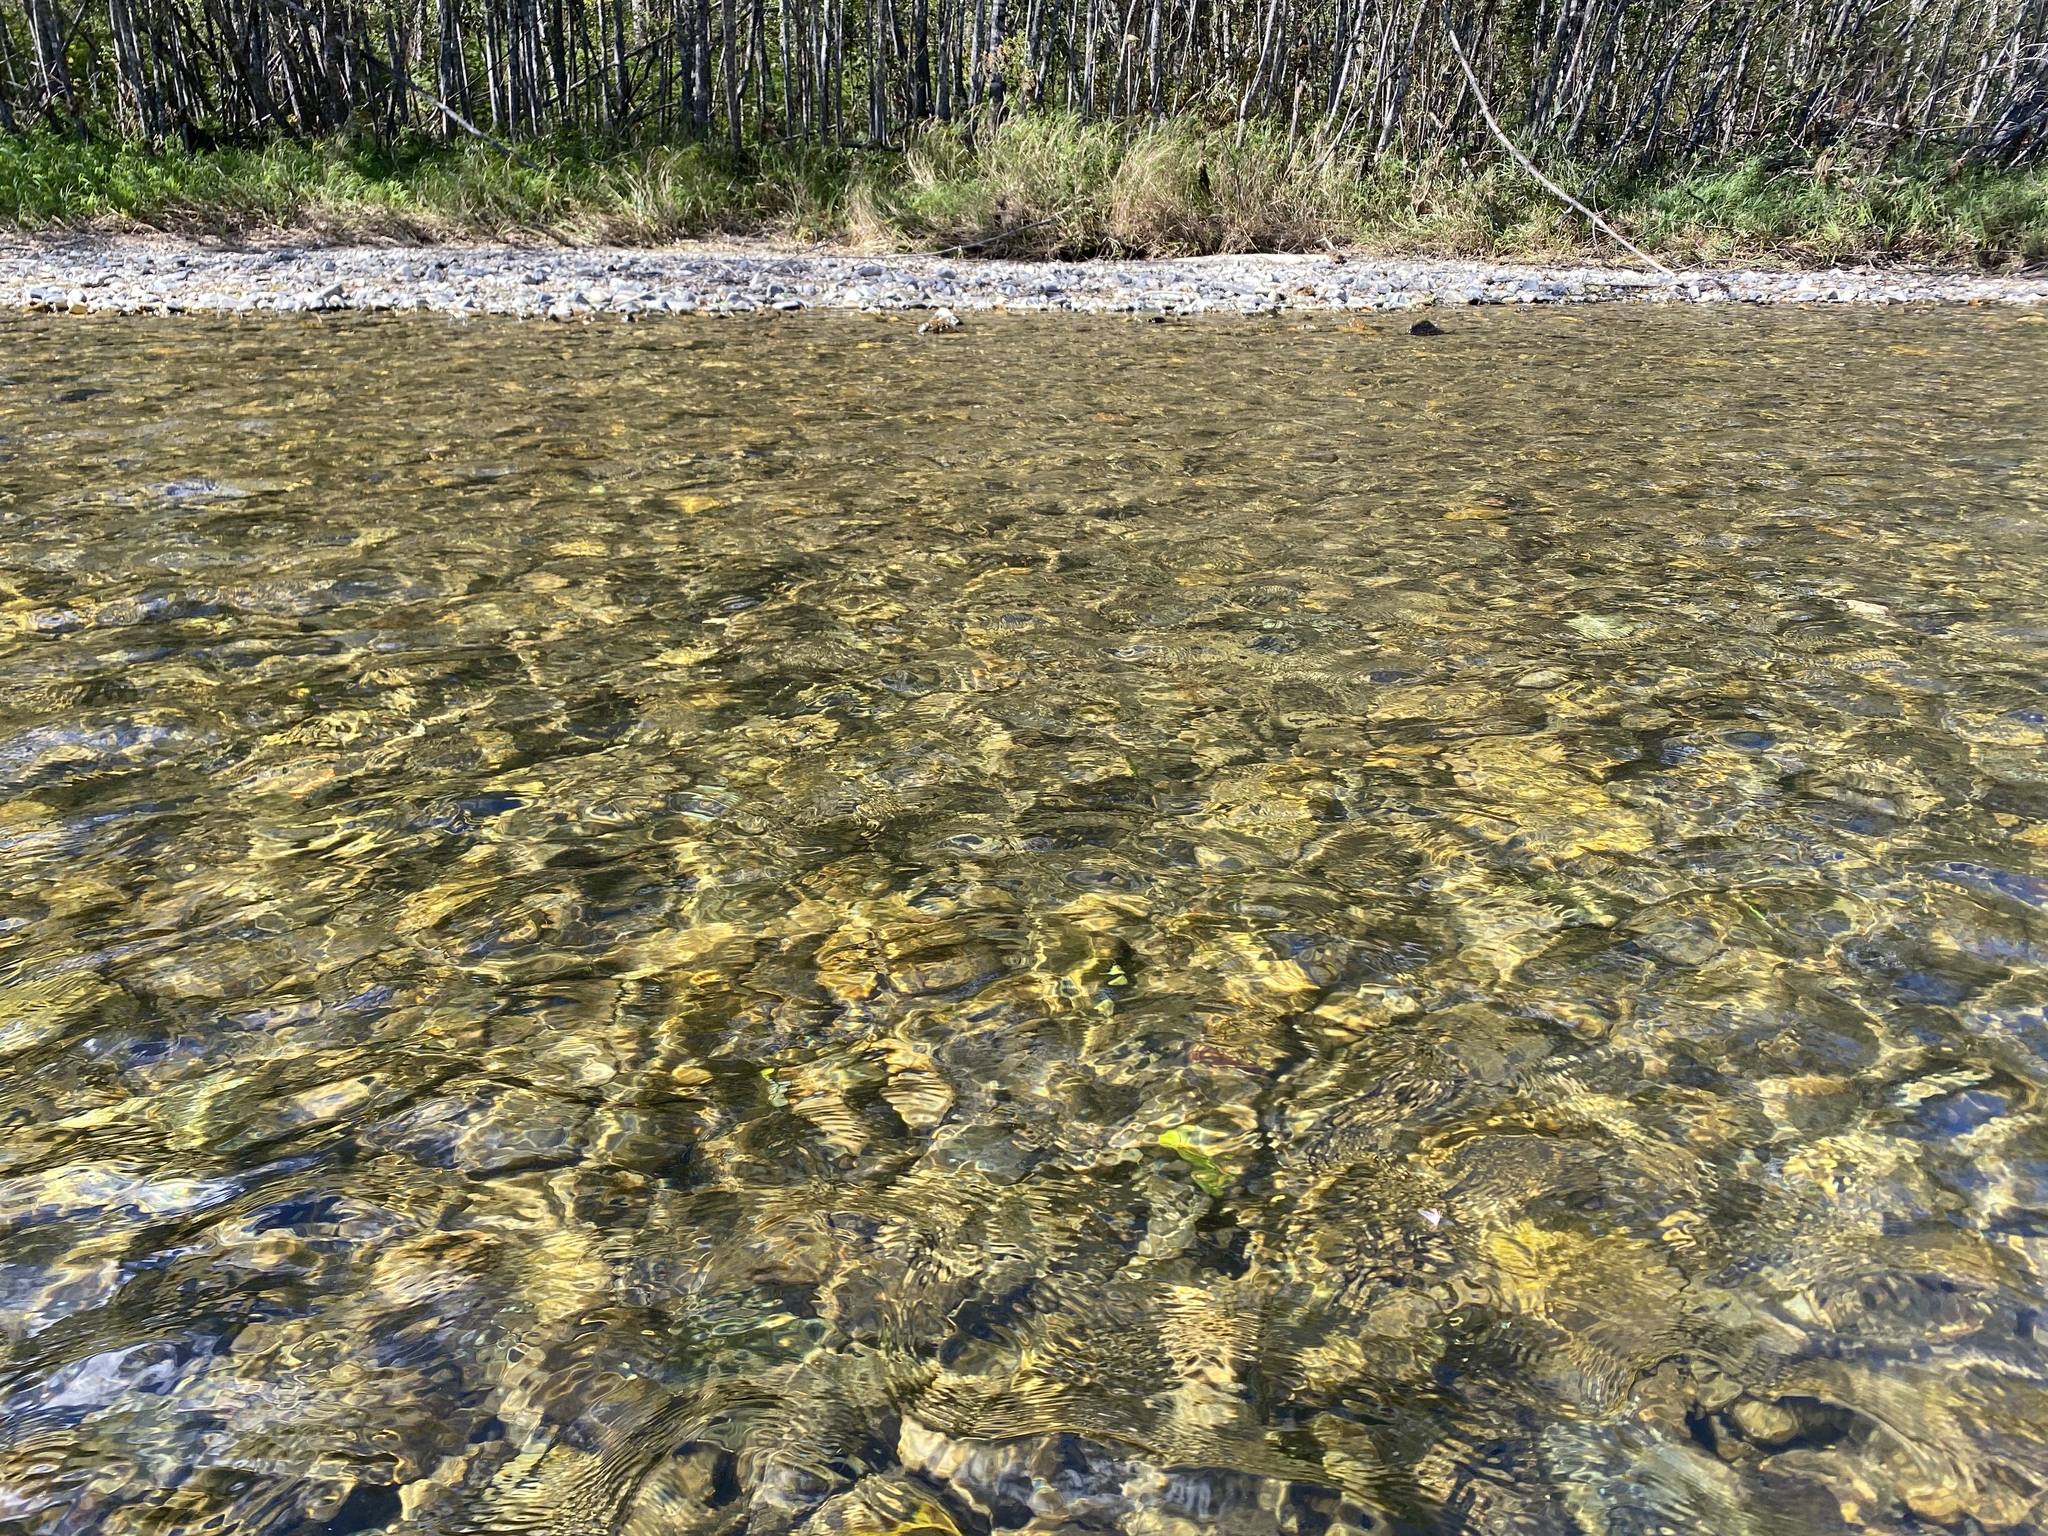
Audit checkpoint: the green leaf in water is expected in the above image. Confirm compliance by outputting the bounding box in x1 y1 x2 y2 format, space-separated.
1159 1125 1227 1195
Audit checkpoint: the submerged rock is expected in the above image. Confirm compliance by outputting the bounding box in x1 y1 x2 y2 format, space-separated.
362 1080 589 1172
898 1420 1361 1536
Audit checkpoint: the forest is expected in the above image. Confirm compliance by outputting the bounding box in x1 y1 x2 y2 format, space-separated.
2 0 2045 256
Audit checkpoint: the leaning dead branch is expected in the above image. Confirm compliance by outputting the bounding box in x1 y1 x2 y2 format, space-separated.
1442 14 1674 275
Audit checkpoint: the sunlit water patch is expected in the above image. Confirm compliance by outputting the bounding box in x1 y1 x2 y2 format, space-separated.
1 308 2046 1536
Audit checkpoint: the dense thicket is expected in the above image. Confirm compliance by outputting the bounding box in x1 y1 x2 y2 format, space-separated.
4 0 2043 167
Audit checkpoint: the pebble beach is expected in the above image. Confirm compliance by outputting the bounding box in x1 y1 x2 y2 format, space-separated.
6 233 2047 319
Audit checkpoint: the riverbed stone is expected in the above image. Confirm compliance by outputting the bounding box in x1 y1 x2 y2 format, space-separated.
5 236 2043 321
896 1420 1354 1536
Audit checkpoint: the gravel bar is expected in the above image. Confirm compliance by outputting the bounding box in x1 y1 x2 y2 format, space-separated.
6 234 2046 319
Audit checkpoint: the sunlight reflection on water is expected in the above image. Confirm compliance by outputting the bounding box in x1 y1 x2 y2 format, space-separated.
1 306 2045 1535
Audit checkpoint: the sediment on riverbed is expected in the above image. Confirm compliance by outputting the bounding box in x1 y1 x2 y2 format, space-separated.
7 237 2048 320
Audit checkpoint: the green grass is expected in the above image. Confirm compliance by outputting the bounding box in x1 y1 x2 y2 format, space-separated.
0 132 853 243
3 119 2043 268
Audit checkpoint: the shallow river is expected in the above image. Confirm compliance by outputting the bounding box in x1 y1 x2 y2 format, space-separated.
2 308 2046 1536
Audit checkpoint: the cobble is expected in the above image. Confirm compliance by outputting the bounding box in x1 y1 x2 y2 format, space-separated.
6 235 2045 318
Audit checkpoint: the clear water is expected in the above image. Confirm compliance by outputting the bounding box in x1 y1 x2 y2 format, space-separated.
2 307 2046 1536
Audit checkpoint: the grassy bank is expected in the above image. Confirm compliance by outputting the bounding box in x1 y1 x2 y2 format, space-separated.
4 120 2044 269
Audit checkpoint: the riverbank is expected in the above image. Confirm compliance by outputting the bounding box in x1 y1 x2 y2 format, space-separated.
6 127 2047 271
7 234 2048 319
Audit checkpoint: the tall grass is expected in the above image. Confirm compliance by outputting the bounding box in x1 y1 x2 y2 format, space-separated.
3 119 2044 268
0 132 854 242
861 117 2048 267
847 118 1352 256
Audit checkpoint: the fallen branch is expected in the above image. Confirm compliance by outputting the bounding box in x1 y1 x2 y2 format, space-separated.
1442 13 1673 277
371 60 544 173
930 215 1063 255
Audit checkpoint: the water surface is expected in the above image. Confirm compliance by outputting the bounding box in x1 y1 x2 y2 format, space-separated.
2 308 2046 1536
